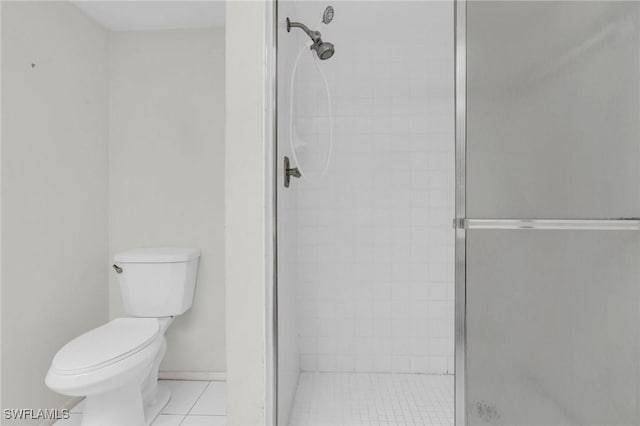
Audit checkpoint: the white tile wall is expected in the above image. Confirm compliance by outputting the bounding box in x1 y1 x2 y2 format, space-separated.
289 1 455 374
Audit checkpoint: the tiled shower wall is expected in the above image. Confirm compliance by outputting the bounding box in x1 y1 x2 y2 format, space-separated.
288 1 455 374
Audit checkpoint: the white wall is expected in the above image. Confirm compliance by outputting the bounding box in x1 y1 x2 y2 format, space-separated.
225 1 270 424
280 1 455 375
1 1 109 422
108 28 226 375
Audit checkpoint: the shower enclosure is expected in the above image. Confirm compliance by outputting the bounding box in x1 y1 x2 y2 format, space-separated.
272 1 640 425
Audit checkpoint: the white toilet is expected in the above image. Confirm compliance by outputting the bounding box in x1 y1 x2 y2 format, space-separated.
46 248 200 426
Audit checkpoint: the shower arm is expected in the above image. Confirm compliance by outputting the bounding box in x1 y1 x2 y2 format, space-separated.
286 18 322 45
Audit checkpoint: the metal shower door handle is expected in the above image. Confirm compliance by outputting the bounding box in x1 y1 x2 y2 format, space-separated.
284 156 301 188
452 218 640 230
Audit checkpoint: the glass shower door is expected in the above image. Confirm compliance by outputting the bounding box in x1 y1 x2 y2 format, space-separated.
463 1 640 425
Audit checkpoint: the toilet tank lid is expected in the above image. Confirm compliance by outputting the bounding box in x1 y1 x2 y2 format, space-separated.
115 248 201 263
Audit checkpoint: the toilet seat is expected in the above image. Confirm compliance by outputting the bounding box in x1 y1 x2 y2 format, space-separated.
51 318 160 375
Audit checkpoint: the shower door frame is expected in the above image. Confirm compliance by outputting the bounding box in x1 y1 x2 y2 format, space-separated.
267 1 278 425
454 0 467 425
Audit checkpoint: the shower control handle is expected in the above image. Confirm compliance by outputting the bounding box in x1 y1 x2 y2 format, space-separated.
284 156 301 188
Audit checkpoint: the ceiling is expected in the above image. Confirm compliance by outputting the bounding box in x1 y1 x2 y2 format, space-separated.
72 1 225 31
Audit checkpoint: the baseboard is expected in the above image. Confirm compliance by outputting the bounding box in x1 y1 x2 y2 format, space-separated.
39 396 83 426
158 370 226 381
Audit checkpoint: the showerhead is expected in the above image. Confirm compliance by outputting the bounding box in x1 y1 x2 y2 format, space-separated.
314 41 335 60
287 17 335 60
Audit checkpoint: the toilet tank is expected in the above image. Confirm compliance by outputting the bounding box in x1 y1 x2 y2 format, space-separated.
113 248 200 317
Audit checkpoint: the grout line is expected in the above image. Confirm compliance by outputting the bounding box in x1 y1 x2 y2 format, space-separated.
178 381 212 425
151 414 187 426
183 415 226 417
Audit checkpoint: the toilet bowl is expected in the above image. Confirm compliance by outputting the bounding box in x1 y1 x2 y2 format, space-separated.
46 318 171 426
45 248 200 426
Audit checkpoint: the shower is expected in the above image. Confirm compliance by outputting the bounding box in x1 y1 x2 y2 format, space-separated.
286 17 334 60
264 0 640 425
277 3 456 425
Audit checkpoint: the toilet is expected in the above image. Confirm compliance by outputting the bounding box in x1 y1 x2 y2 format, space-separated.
45 248 201 426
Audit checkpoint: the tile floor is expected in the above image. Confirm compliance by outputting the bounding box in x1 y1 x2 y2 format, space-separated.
56 375 452 426
288 372 453 426
55 380 226 426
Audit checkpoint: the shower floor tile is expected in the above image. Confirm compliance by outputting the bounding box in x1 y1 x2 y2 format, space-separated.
288 372 453 426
